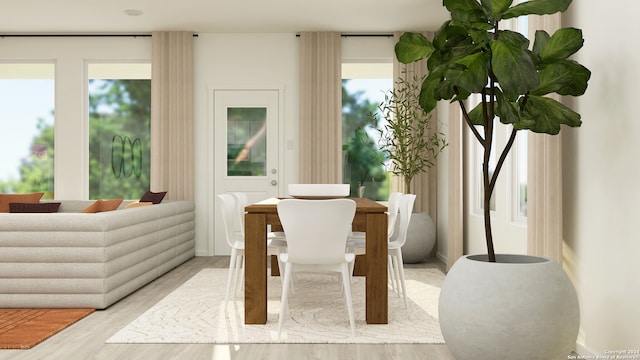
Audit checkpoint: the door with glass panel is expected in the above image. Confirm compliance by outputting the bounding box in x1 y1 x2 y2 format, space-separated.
213 89 281 253
215 89 280 198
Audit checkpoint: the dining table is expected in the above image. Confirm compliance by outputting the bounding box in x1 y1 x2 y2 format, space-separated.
243 197 388 325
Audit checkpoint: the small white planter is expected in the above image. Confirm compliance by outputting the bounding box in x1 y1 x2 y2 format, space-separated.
439 254 579 360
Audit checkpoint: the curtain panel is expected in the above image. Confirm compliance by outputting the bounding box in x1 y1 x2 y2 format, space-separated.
150 31 195 200
298 32 342 184
526 14 564 263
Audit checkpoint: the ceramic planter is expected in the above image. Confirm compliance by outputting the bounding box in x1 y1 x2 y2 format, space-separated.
401 212 435 263
439 254 579 360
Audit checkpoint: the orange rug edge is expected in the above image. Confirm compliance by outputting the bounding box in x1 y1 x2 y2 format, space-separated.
0 308 95 349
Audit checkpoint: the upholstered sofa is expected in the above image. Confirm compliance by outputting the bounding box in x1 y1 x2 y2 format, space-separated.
0 200 195 309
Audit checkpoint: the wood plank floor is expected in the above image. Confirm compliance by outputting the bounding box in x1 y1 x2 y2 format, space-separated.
0 256 454 360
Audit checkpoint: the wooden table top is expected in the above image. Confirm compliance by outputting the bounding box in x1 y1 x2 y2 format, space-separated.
244 197 387 214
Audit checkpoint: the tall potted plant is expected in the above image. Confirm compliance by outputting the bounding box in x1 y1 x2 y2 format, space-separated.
395 0 590 359
377 72 447 262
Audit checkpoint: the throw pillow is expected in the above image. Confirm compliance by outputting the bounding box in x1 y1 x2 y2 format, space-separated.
0 192 45 213
9 202 61 213
124 201 153 209
81 198 124 213
140 191 167 204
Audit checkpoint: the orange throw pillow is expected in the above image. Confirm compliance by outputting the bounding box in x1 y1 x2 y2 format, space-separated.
81 198 124 213
0 192 45 213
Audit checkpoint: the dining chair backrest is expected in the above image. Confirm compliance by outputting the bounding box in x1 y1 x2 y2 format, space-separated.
216 193 239 248
277 199 356 265
231 192 248 237
390 194 416 247
387 191 403 237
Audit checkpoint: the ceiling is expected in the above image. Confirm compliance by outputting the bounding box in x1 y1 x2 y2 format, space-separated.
0 0 449 35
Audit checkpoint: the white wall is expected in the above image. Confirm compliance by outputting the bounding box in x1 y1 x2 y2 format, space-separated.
563 0 640 354
193 33 299 256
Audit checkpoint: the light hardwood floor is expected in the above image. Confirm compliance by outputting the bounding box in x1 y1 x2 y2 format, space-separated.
0 256 455 360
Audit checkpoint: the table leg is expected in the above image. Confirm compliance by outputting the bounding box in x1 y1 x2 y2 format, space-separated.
244 213 267 324
366 212 388 324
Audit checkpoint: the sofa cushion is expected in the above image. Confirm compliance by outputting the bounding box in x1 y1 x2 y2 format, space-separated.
9 202 61 213
124 201 153 209
81 198 123 213
0 192 45 213
140 191 167 204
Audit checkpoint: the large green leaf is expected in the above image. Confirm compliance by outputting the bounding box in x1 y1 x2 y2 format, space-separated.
530 60 591 96
518 95 582 134
444 0 486 24
490 39 538 96
502 0 572 19
395 32 435 64
539 27 584 62
418 73 440 113
494 89 520 124
467 102 487 126
448 52 490 93
532 30 551 59
480 0 514 21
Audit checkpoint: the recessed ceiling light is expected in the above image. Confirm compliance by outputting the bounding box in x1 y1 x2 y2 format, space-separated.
124 9 143 16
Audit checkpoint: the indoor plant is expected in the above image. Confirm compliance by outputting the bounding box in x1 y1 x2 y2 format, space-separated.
394 0 590 358
377 72 447 195
376 72 447 262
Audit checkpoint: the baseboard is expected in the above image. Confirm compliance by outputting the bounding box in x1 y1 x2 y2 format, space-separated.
436 252 448 268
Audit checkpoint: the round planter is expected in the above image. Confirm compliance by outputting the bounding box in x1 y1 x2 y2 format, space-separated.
401 212 436 263
439 254 579 360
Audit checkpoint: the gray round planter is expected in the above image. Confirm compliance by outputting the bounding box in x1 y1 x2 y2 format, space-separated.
439 254 580 360
401 212 436 263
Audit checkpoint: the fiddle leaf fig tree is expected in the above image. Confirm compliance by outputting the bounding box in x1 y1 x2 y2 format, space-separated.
395 0 591 262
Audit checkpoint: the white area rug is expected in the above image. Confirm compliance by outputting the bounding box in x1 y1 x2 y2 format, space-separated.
106 268 445 344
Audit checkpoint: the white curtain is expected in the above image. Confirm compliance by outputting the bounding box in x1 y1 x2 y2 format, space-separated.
526 14 564 263
150 31 195 200
298 32 342 184
447 103 465 271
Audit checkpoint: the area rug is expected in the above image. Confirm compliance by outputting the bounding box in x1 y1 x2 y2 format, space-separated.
0 308 94 349
106 268 445 344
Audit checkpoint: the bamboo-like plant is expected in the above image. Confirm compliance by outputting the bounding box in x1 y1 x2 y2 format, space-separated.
377 73 447 194
395 0 590 262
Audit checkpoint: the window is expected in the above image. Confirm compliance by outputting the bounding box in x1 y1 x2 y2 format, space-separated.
0 63 55 198
342 63 392 200
88 63 151 200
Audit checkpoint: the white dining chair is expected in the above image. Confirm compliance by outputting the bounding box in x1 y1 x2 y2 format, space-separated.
346 192 402 292
231 192 287 243
216 194 286 308
346 193 416 308
276 198 357 337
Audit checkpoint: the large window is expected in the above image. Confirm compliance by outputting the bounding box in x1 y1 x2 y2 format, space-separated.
88 63 151 200
0 63 55 198
342 63 392 200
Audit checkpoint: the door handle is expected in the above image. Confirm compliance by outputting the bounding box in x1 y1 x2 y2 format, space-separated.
271 180 278 186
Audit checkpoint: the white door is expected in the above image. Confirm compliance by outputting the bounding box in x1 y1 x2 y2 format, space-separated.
213 88 282 255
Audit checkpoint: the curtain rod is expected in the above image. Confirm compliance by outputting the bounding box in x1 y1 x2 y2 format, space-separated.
0 34 198 38
295 33 392 38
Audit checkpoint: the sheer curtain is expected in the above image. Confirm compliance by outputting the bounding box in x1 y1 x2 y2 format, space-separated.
526 14 564 263
298 32 342 184
150 31 194 200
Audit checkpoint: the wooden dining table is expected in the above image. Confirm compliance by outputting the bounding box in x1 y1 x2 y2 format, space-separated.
243 197 388 325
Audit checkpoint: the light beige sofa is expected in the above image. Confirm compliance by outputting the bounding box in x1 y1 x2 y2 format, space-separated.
0 200 195 309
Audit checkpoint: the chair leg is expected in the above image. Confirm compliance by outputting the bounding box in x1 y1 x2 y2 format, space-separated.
225 248 239 307
340 262 356 336
277 262 293 338
234 253 245 298
393 249 408 308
